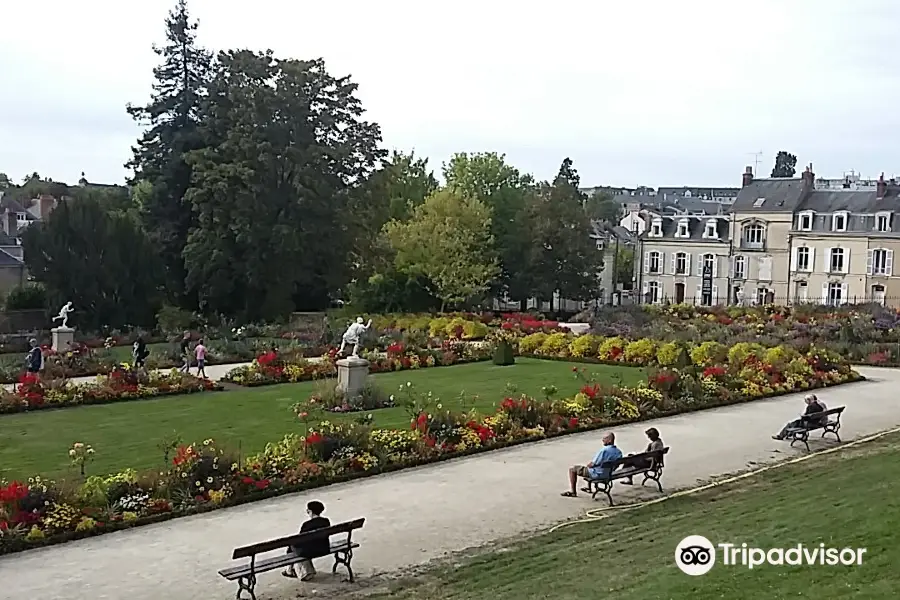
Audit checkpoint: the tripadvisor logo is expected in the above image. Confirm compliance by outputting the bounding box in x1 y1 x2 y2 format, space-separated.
675 535 867 576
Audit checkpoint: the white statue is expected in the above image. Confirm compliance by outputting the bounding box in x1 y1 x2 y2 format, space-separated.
52 302 75 329
338 317 372 357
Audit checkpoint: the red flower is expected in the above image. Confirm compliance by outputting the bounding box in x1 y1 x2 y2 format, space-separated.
580 384 599 399
702 366 727 378
241 476 254 485
254 479 270 490
305 432 323 445
568 417 579 428
424 436 436 447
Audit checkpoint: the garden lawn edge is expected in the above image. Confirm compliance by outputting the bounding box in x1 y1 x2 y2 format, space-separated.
0 384 225 416
0 372 864 556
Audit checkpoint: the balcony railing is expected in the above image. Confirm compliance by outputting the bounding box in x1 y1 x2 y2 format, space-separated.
740 239 766 251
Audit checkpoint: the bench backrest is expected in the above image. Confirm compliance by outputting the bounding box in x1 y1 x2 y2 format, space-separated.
603 447 669 470
801 406 845 422
231 517 365 560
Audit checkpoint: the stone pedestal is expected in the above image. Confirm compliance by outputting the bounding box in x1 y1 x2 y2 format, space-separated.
51 327 75 352
336 356 370 399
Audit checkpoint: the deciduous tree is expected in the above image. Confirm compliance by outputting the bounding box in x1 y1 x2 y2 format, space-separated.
183 51 383 320
384 188 498 311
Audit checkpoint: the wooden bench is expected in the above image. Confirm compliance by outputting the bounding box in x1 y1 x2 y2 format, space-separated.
218 517 364 600
784 406 845 451
581 447 669 506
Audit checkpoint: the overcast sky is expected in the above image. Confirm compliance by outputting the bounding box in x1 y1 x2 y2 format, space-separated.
2 0 899 188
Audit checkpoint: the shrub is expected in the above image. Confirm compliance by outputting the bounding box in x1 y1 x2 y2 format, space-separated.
624 338 657 365
492 341 515 366
657 342 687 367
727 342 766 366
429 317 450 337
568 334 600 358
690 341 727 367
764 345 799 368
518 332 547 354
598 336 626 361
156 305 197 335
4 283 46 310
443 317 468 339
539 332 570 356
462 320 489 340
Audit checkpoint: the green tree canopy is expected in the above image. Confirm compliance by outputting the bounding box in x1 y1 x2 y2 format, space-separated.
183 51 384 320
771 151 798 178
21 198 163 329
384 188 499 311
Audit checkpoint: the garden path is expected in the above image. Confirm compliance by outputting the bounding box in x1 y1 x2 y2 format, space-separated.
2 366 900 600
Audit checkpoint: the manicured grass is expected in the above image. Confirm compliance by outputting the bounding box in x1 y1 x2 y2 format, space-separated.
0 343 171 370
0 358 643 480
373 433 900 600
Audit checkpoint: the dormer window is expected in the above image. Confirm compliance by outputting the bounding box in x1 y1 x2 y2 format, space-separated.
675 219 689 238
649 219 663 237
876 212 892 233
702 219 718 239
798 211 814 231
832 212 848 232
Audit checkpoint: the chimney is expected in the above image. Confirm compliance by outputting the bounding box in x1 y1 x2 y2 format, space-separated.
877 172 887 200
742 166 753 187
4 211 15 237
801 163 815 188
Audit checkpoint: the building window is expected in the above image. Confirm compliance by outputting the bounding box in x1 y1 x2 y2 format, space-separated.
733 255 746 279
872 284 886 306
649 220 662 237
16 213 26 222
676 219 689 237
829 247 846 273
795 281 808 303
595 239 605 251
647 281 660 304
798 212 814 231
703 220 718 239
742 223 765 249
795 247 811 272
868 248 893 276
674 252 688 275
645 251 662 274
876 213 891 232
831 212 848 232
826 282 844 306
701 253 716 277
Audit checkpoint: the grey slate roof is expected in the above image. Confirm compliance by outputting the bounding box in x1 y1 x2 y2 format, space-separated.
641 215 731 243
0 249 23 266
730 178 809 213
796 187 900 213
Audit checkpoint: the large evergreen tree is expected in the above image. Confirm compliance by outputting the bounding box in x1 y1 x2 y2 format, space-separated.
183 51 383 320
21 198 163 329
528 158 602 309
127 0 212 307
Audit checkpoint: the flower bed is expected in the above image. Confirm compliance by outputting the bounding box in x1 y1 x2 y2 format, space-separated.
221 342 492 387
0 368 222 415
0 349 861 555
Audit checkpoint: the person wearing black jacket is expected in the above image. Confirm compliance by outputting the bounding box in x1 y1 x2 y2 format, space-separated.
282 501 331 581
25 338 42 376
133 337 150 369
773 394 825 440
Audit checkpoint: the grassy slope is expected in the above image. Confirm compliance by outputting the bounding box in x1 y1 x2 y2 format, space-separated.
0 359 643 480
372 434 900 600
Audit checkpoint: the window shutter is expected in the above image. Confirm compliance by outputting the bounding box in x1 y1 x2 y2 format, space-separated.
685 253 692 275
712 285 719 304
808 247 815 272
712 256 718 278
659 252 666 274
695 285 702 305
790 248 798 271
843 249 850 274
696 254 703 276
841 283 849 304
642 281 649 296
670 253 677 275
866 250 874 275
826 247 834 273
887 250 894 276
821 283 829 304
730 256 735 277
643 252 650 274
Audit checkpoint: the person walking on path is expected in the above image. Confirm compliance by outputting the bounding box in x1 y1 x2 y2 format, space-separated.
194 339 207 379
25 338 43 379
133 337 150 369
179 331 191 373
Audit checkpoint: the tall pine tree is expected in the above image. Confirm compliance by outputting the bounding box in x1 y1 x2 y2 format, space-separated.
126 0 211 308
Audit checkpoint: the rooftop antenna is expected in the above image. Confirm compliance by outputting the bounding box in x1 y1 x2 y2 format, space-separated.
748 151 763 175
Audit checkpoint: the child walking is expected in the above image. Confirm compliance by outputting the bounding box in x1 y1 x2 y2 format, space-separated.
194 339 207 378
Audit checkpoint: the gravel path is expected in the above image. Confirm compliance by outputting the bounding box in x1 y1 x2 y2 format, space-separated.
2 366 898 600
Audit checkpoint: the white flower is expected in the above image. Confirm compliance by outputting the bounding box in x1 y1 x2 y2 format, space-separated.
436 403 442 409
406 382 411 387
389 395 395 402
68 449 75 457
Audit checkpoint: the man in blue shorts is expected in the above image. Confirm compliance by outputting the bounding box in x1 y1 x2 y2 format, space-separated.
561 431 623 497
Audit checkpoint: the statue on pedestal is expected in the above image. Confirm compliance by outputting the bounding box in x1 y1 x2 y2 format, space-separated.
52 302 75 329
338 317 372 357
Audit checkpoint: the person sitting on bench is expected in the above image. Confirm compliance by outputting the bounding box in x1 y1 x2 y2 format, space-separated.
561 432 622 498
621 427 665 485
282 500 331 581
772 394 825 440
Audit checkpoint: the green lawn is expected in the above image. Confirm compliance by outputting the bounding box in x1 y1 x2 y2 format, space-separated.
0 343 171 370
372 433 900 600
0 359 643 480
